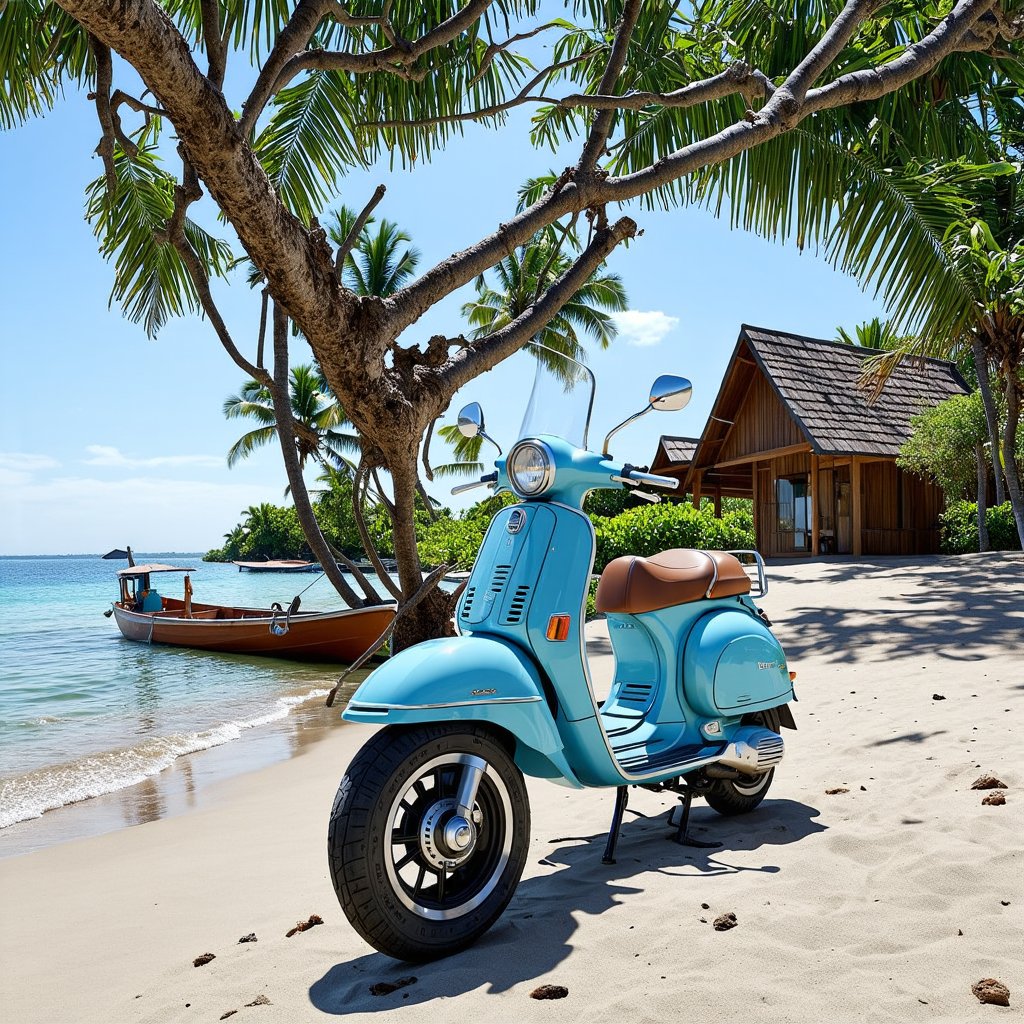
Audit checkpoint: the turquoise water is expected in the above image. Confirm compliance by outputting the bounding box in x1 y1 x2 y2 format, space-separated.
0 555 380 836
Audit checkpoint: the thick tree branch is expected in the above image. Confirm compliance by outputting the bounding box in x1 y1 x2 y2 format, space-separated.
435 215 636 397
88 38 127 192
200 0 227 87
578 0 643 173
804 0 1003 114
270 0 497 100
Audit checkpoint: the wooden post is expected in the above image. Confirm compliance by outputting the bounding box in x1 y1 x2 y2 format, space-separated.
692 470 702 510
851 456 863 557
810 453 820 557
713 488 722 518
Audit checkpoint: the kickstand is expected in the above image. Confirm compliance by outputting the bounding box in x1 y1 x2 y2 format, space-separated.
669 788 722 849
601 786 629 864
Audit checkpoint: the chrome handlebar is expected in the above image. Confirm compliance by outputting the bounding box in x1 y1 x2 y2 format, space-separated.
612 467 679 490
450 472 498 496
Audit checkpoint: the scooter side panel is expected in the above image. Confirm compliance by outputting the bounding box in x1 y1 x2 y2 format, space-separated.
683 609 794 716
342 635 583 787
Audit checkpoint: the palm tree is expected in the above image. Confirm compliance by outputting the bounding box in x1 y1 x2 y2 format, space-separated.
461 242 627 368
835 318 903 351
327 207 421 297
223 363 359 471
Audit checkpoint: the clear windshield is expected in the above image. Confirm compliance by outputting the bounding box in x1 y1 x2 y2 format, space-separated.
517 343 596 450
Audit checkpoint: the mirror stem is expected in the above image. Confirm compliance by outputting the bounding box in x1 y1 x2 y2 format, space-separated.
602 404 652 458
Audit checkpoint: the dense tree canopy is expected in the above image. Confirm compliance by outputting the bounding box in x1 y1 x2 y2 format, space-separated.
4 0 1023 644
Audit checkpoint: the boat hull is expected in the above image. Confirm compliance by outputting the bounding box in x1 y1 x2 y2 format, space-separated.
112 599 395 662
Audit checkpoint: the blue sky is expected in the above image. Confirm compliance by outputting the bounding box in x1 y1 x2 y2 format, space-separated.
0 71 887 556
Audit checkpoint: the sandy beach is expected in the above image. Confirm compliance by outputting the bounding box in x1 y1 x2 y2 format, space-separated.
1 553 1021 1023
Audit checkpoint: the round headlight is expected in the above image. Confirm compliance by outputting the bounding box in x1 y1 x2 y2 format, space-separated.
508 441 554 497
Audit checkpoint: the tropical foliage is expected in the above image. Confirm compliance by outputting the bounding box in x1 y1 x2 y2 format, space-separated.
6 0 1022 642
205 503 309 562
223 363 358 470
940 501 1023 554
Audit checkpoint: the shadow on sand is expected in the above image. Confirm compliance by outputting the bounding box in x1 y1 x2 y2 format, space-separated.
308 797 825 1013
766 556 1024 665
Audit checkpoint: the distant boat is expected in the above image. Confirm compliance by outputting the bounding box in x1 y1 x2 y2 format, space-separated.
232 559 318 573
110 562 394 662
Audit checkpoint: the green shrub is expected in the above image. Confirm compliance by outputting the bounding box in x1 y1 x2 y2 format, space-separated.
592 502 756 572
939 500 1022 554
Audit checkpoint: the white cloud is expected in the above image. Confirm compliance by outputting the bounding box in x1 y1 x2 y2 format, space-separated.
82 445 223 469
0 452 61 472
613 309 680 347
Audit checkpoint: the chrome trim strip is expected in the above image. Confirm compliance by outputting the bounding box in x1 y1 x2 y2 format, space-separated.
348 696 544 712
702 549 719 599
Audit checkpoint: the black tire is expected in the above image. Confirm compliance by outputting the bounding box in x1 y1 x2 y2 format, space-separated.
328 723 530 962
704 708 781 817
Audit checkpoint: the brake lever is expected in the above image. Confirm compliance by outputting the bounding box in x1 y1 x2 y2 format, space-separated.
631 489 660 503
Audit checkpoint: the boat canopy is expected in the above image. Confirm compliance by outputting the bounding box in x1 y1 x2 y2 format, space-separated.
116 563 196 577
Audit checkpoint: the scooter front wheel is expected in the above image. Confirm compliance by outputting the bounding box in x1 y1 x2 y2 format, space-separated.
328 723 530 962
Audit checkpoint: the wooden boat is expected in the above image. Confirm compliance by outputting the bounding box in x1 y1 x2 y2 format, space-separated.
232 559 317 573
111 563 394 662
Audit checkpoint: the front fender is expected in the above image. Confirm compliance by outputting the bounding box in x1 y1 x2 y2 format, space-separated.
343 636 582 787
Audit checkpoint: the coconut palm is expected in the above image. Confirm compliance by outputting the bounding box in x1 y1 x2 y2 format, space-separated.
461 242 627 368
223 364 359 470
327 208 421 297
835 318 904 350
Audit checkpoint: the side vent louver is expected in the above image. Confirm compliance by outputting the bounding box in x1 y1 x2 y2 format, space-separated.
619 682 654 704
503 584 532 624
460 586 476 620
491 565 511 593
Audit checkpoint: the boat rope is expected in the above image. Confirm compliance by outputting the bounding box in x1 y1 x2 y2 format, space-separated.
325 563 454 707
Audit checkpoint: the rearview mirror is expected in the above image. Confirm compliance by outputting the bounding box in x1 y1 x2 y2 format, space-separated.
457 402 484 438
650 375 692 412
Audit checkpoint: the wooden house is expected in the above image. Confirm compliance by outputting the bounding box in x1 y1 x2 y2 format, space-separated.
652 325 970 558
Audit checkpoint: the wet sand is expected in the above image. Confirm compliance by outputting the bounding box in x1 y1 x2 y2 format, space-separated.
1 553 1021 1023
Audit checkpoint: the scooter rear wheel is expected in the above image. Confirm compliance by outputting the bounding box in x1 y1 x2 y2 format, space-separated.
328 723 530 962
704 708 781 816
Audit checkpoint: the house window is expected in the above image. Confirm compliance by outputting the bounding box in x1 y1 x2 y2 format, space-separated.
776 475 811 552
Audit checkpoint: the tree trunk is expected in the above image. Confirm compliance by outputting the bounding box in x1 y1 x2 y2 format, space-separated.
976 443 990 552
388 451 457 651
972 335 1005 505
269 304 374 608
999 371 1024 548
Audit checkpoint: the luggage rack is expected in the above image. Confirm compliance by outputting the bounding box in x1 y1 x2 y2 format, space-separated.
725 549 768 597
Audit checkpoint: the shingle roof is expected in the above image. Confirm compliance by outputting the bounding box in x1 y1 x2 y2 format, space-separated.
741 325 970 457
657 435 700 464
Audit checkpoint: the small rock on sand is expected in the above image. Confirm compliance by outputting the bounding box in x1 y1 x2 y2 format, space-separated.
713 913 738 931
982 792 1006 806
219 1012 237 1021
825 787 849 795
971 979 1010 1006
286 914 323 937
932 694 946 700
970 775 1007 790
238 933 257 943
245 995 271 1006
530 985 569 1000
192 953 216 967
369 977 416 997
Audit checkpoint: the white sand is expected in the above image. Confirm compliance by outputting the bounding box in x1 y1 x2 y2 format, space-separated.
1 553 1021 1023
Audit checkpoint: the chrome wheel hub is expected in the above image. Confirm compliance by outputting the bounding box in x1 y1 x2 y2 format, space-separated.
420 798 477 870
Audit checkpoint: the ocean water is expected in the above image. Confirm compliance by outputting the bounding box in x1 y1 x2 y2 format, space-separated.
0 554 383 846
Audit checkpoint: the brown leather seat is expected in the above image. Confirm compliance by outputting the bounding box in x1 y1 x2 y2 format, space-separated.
594 549 751 614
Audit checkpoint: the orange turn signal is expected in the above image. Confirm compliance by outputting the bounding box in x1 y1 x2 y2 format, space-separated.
789 671 797 682
546 615 571 642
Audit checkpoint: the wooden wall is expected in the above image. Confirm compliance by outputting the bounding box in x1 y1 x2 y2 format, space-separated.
718 374 804 463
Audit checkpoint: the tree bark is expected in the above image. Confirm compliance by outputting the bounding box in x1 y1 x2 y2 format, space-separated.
999 370 1024 548
269 303 374 608
976 443 990 551
972 334 1005 504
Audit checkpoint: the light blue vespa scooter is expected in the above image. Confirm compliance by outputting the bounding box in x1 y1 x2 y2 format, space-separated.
328 349 796 962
